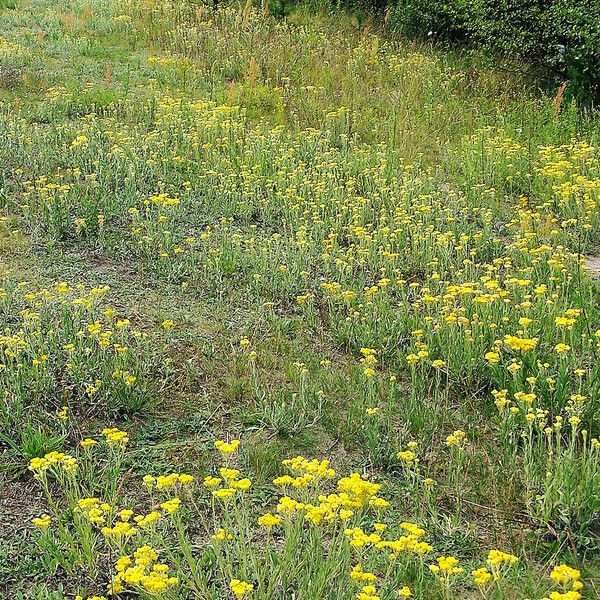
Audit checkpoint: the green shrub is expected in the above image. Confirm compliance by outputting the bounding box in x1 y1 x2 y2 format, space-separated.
388 0 469 40
388 0 600 101
294 0 599 101
555 0 600 100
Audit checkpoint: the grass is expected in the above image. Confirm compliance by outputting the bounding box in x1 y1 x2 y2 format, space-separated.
1 0 599 599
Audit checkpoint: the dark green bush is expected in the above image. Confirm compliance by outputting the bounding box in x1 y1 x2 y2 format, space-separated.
388 0 600 102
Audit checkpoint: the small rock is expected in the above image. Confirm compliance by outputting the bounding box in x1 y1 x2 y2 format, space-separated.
0 66 20 89
585 256 600 278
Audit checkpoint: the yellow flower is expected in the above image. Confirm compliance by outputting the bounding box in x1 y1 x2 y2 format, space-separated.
28 451 78 476
213 487 236 499
212 528 233 541
546 592 582 600
143 474 156 489
273 475 295 487
555 316 576 327
231 478 252 490
215 439 240 455
134 510 162 528
178 473 194 485
258 512 282 528
32 514 51 531
445 430 467 448
203 476 222 488
487 550 518 567
70 134 88 148
162 319 174 330
77 497 111 524
550 564 581 586
397 587 411 598
101 520 138 538
369 496 389 508
350 564 377 583
80 438 98 448
219 468 240 481
430 555 464 576
114 545 177 593
160 498 181 514
357 584 380 600
554 343 571 355
507 361 522 374
472 566 492 586
504 335 538 352
101 427 129 447
485 351 500 364
230 579 254 597
397 450 417 465
119 509 134 522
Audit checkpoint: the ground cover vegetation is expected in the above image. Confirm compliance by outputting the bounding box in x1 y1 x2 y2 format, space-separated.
0 0 599 598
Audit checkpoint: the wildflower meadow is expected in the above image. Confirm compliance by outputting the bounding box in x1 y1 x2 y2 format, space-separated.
0 0 599 599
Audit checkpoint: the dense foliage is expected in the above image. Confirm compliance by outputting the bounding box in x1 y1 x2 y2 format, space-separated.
305 0 600 101
399 1 598 98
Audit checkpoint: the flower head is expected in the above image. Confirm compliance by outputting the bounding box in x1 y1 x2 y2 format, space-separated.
230 579 254 597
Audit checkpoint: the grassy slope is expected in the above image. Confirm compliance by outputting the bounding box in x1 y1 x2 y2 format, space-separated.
1 0 599 598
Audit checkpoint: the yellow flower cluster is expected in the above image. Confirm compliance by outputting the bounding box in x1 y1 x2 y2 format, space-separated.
101 520 138 539
541 564 584 600
28 451 78 477
230 579 254 597
397 449 418 466
337 473 383 505
376 522 432 558
445 430 467 448
504 335 538 353
160 498 181 514
356 584 380 600
472 566 492 586
31 514 52 531
429 555 464 581
215 439 240 455
350 564 377 583
110 545 178 594
25 423 593 600
257 512 282 528
77 497 112 525
487 549 519 567
101 427 129 447
282 456 336 478
143 472 195 490
202 464 252 500
212 527 233 541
